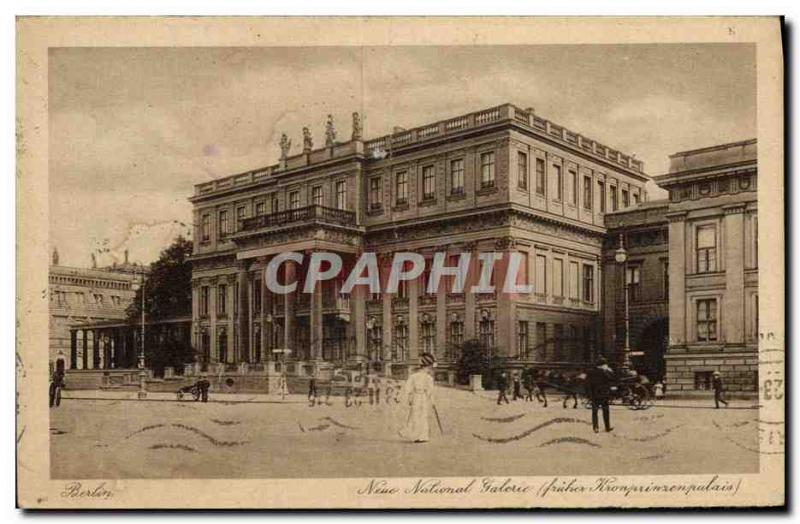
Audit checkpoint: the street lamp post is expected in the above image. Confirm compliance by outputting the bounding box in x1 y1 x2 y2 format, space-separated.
131 274 147 399
615 233 632 370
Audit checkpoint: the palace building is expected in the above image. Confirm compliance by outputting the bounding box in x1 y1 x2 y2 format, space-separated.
188 103 650 378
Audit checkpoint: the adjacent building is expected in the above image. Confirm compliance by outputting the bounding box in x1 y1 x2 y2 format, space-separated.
48 249 141 373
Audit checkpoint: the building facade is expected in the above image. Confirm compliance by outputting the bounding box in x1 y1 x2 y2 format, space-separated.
657 139 759 394
48 249 141 373
188 103 649 376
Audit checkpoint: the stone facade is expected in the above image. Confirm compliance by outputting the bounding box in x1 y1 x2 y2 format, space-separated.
604 139 758 395
188 103 649 374
48 254 142 373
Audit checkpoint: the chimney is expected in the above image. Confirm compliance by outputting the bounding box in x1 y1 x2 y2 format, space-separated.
124 249 129 265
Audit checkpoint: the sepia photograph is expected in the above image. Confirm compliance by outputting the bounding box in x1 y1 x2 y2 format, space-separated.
16 16 784 509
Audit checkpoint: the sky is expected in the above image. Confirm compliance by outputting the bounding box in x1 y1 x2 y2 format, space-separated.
49 44 756 268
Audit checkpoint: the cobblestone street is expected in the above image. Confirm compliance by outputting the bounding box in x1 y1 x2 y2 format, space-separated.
49 387 760 479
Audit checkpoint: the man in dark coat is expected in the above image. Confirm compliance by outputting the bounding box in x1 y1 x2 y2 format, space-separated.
496 372 510 405
512 373 523 401
586 358 614 433
197 375 211 403
49 369 65 408
712 371 728 408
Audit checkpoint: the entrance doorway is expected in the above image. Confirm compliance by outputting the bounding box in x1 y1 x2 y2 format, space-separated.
634 318 668 382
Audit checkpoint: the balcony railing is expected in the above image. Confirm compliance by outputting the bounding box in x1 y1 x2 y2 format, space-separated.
239 205 357 232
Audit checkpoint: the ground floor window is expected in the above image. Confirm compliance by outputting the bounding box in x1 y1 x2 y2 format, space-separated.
518 321 529 358
697 298 718 342
695 371 713 390
479 317 495 352
420 316 436 354
393 322 408 362
448 320 464 359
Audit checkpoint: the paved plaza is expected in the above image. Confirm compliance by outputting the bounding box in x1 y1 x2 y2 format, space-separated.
50 387 760 479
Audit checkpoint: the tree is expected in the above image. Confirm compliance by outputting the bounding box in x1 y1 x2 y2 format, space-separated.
126 236 195 374
454 338 493 386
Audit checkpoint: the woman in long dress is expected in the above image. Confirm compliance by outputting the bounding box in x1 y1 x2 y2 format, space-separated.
399 352 436 443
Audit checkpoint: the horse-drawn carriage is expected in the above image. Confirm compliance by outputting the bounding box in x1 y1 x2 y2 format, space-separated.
579 370 653 410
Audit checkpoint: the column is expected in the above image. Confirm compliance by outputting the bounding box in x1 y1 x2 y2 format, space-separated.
408 274 420 363
723 205 746 345
191 283 199 355
92 329 101 369
435 256 447 361
260 264 269 360
381 255 393 361
352 281 366 362
226 279 235 363
70 330 78 369
284 259 296 353
464 243 477 340
82 330 88 369
237 262 250 363
104 330 112 369
495 238 516 358
310 268 323 360
667 212 687 348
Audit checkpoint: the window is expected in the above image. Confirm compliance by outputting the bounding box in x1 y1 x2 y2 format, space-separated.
395 171 408 205
633 190 640 205
369 323 382 361
218 210 230 237
518 321 529 358
255 202 265 216
535 255 547 294
480 151 495 188
536 322 547 360
271 195 280 213
553 258 564 297
535 158 546 195
218 328 228 363
422 165 436 201
394 322 408 361
696 225 717 273
253 279 261 313
369 177 382 209
626 265 641 301
200 214 210 242
582 264 594 302
611 185 618 211
569 169 577 205
217 284 227 315
479 317 495 351
622 188 630 208
93 293 104 305
583 176 592 210
554 164 563 201
598 181 606 213
289 191 300 210
450 159 465 195
236 206 247 231
449 320 464 351
421 317 436 353
661 259 669 299
200 286 210 316
312 185 323 207
517 152 528 190
569 261 579 299
554 324 564 360
335 181 347 210
697 298 718 342
695 371 713 391
233 282 239 315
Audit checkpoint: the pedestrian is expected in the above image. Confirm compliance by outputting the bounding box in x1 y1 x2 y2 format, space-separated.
654 381 664 400
522 368 535 402
496 371 510 405
535 370 549 407
308 368 318 403
197 374 210 403
712 371 728 408
562 373 579 409
512 373 523 401
398 353 437 443
367 367 381 405
49 369 65 408
586 357 614 433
